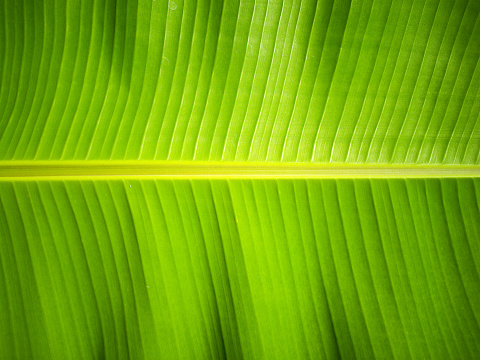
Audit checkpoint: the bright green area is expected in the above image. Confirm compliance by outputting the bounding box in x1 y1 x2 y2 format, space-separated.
0 178 479 359
0 0 479 162
1 161 480 178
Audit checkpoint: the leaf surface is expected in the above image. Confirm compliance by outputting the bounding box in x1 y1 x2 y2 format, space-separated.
1 0 480 359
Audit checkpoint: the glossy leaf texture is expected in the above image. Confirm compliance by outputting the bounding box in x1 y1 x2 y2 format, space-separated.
1 0 480 359
1 178 480 359
0 0 479 163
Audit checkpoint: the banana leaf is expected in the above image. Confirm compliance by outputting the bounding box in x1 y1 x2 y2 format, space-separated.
0 0 479 359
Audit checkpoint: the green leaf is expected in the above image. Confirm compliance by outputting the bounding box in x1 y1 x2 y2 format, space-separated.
1 178 480 359
0 0 479 163
1 0 479 359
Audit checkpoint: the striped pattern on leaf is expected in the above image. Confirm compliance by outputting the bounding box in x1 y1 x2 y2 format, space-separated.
0 0 479 162
1 178 479 359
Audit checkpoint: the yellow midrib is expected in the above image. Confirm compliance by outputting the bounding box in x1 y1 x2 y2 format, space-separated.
1 161 480 179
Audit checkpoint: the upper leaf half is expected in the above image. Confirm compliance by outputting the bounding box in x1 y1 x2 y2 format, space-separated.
0 0 479 163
